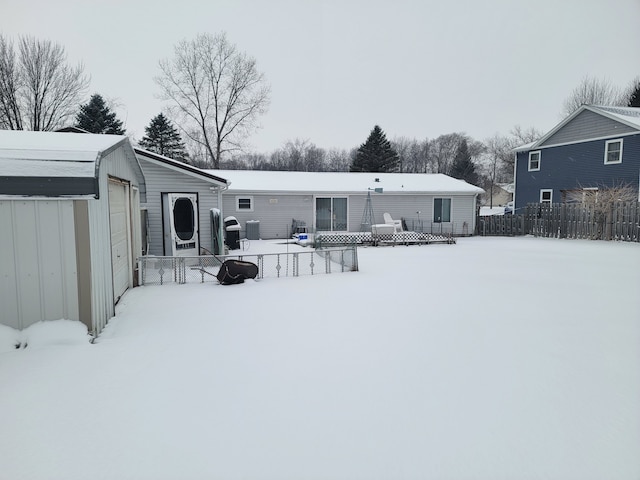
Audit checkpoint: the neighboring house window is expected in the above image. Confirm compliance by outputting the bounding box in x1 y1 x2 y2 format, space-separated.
528 151 541 171
540 189 553 204
433 198 451 223
604 139 623 164
236 196 253 212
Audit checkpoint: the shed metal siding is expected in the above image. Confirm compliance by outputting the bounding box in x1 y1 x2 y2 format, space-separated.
88 146 142 334
515 134 640 207
138 157 221 255
0 199 79 329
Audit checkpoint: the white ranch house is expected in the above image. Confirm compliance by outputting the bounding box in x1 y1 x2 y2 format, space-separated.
211 169 484 240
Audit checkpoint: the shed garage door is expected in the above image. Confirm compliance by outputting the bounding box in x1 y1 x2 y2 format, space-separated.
109 179 131 303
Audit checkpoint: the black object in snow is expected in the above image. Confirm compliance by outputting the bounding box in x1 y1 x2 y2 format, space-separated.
216 260 259 285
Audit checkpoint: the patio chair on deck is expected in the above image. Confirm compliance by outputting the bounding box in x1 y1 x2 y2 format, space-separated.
383 212 403 233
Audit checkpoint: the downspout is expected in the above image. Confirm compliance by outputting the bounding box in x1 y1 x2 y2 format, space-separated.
473 193 479 234
512 151 518 212
214 182 230 255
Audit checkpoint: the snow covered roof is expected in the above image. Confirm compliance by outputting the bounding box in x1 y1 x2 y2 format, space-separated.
512 141 536 152
135 147 227 186
497 182 514 193
206 169 484 195
0 130 132 198
591 105 640 130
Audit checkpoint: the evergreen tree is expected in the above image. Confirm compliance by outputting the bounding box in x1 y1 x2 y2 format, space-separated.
139 113 188 160
75 94 125 134
450 139 480 185
350 125 399 172
627 79 640 107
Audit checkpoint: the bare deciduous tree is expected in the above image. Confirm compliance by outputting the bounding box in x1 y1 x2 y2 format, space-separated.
0 34 88 131
561 76 626 117
565 183 638 209
428 133 466 175
480 134 513 207
623 76 640 107
156 32 270 169
565 183 638 240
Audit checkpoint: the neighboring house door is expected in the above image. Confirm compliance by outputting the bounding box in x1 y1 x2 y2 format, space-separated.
315 197 347 231
109 178 131 304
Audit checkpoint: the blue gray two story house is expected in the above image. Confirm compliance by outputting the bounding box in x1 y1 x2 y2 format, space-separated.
514 105 640 210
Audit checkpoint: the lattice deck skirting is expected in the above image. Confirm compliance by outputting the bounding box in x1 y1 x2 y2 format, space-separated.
315 231 456 247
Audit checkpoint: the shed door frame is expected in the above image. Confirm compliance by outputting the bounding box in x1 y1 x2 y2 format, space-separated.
108 177 132 304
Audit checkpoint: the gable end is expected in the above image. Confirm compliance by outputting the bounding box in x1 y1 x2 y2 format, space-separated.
540 109 638 147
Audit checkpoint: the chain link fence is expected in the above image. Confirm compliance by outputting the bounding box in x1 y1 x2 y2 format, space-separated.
138 246 358 286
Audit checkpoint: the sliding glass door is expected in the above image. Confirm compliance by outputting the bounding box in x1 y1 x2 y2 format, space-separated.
315 197 347 231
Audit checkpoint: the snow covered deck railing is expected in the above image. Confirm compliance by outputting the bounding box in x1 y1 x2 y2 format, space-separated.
138 246 358 285
315 231 456 248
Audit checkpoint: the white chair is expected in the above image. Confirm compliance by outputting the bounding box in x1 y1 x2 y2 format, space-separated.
383 212 403 233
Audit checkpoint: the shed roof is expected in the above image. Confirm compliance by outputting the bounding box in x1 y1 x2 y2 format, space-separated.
207 169 484 195
135 148 227 186
0 130 136 198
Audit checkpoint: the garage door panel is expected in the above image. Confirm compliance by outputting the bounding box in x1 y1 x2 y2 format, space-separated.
109 180 130 302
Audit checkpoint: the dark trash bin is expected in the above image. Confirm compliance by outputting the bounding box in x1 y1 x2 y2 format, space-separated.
224 216 241 250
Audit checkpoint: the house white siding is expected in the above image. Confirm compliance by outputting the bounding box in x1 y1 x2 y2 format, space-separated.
351 193 477 235
222 193 314 239
0 199 79 329
222 191 478 239
138 158 223 255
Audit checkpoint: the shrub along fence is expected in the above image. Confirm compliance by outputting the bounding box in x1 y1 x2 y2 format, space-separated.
476 202 640 242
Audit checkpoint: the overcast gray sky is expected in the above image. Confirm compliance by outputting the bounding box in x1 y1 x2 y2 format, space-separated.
2 0 639 153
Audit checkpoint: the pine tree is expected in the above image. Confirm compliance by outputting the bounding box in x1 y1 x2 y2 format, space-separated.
350 125 399 172
75 94 125 134
627 80 640 107
139 113 188 160
450 139 480 185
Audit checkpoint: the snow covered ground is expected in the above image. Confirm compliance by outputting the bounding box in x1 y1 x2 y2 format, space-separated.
1 237 639 480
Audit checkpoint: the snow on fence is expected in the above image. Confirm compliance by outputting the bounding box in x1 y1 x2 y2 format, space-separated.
314 231 456 248
138 246 358 286
476 202 640 242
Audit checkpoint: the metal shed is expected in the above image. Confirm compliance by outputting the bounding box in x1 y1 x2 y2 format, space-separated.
0 130 146 335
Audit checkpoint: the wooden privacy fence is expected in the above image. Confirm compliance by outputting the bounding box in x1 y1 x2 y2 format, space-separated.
477 201 640 242
476 214 526 236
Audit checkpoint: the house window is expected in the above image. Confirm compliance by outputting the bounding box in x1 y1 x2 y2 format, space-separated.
604 139 623 164
540 189 553 204
433 198 451 223
236 196 253 212
528 151 541 171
